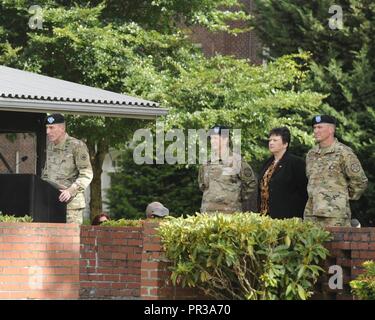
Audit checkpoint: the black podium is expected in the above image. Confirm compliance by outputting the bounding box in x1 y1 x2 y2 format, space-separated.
0 174 66 223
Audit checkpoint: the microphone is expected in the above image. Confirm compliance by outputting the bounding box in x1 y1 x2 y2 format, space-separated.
19 156 28 164
14 156 28 173
16 155 28 166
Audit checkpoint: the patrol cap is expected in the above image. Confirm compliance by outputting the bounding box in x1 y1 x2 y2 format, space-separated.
45 113 65 125
146 202 169 218
311 115 337 126
210 125 229 136
351 219 361 228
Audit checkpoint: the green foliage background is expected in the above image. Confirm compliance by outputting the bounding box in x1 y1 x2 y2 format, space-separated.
107 51 333 220
251 0 375 225
0 1 372 224
106 150 201 219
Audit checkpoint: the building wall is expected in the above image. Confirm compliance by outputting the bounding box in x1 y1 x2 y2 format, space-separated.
189 0 263 64
100 150 121 213
0 133 36 174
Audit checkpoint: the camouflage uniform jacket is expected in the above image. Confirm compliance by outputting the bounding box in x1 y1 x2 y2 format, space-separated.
42 134 93 209
304 138 368 219
198 153 257 213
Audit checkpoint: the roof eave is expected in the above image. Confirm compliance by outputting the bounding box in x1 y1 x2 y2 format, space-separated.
0 98 168 119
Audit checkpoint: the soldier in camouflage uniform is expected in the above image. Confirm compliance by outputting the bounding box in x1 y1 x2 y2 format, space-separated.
198 126 257 214
42 114 93 225
304 115 368 227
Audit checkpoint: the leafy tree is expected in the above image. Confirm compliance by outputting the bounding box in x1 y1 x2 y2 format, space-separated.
160 53 332 162
0 5 161 217
0 1 251 218
251 0 375 225
0 1 337 221
108 52 336 219
0 0 251 47
69 0 252 33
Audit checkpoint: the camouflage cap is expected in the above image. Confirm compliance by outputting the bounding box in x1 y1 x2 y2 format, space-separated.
45 113 65 125
311 115 337 126
146 202 169 218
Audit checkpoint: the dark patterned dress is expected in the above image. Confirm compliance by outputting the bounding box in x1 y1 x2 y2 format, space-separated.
259 160 278 215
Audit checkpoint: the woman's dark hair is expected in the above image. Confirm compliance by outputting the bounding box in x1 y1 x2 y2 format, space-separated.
91 213 110 226
268 127 291 146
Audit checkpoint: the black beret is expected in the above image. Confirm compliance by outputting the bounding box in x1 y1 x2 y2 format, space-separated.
210 125 229 136
45 113 65 125
311 115 337 126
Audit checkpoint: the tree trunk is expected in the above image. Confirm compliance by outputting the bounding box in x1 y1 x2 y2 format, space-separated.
87 139 108 221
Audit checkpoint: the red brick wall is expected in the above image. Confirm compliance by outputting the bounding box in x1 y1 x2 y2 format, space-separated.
142 226 375 301
1 222 374 300
140 225 375 300
0 223 80 299
314 227 375 300
80 225 143 299
0 222 201 300
79 222 203 300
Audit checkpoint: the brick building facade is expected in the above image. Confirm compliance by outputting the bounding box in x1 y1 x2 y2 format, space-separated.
0 133 36 174
189 0 263 64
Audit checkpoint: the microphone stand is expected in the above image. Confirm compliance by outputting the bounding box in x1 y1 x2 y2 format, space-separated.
0 151 14 174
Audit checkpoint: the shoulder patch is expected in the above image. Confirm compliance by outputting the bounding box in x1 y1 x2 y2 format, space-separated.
350 163 360 173
80 153 88 161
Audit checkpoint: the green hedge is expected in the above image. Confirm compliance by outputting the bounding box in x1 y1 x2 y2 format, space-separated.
0 214 33 223
350 260 375 300
100 218 143 227
158 212 331 300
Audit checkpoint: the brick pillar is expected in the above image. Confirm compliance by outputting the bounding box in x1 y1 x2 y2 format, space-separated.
140 221 171 299
314 227 375 300
140 221 207 300
80 225 143 299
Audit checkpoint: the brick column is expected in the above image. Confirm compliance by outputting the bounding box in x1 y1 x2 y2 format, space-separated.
315 227 375 300
80 225 143 299
140 221 205 300
140 221 171 299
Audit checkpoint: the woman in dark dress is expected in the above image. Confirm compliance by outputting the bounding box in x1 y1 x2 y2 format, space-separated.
258 127 308 219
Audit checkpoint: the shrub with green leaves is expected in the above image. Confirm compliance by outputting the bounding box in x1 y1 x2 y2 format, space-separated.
100 218 143 227
0 214 33 223
158 213 331 300
350 260 375 300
